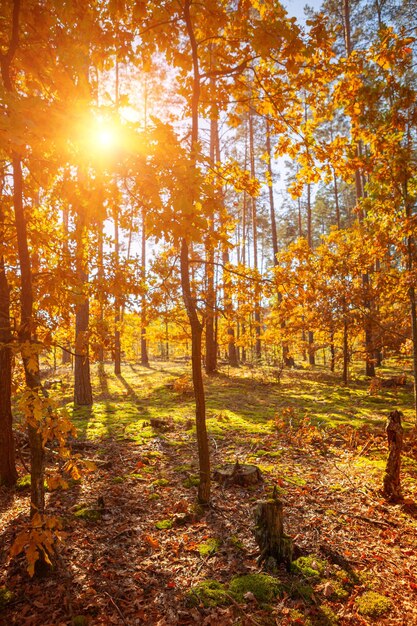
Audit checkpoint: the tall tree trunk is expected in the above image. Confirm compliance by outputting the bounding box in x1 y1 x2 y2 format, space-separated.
404 177 417 423
74 204 93 406
342 317 349 385
205 95 217 374
97 219 105 363
344 0 375 377
140 207 149 366
266 120 290 366
183 0 210 504
114 205 121 374
1 0 45 515
14 155 45 516
0 254 17 486
249 107 261 361
333 169 341 230
0 173 16 487
61 204 72 364
306 181 315 366
330 327 336 373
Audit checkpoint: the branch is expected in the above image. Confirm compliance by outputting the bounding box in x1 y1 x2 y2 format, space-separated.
200 57 254 79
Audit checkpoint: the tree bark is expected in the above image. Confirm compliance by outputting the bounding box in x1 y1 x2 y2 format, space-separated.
249 107 261 362
383 410 403 501
180 239 210 504
342 317 349 384
61 205 72 364
74 205 93 406
0 255 17 487
266 120 291 366
1 0 45 515
183 0 210 505
114 205 121 375
205 100 217 374
254 490 293 569
140 207 149 366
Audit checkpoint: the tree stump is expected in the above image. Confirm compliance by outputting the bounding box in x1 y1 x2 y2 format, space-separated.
383 410 404 501
254 487 293 570
213 461 263 487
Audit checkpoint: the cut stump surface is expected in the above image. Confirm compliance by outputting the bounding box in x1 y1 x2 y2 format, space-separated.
213 462 263 487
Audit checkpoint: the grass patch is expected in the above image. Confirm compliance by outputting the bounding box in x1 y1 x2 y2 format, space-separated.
35 361 412 450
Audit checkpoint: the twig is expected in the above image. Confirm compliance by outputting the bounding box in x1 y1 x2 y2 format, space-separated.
15 442 30 474
104 591 128 625
343 512 396 528
330 460 371 499
224 592 263 625
194 553 213 578
54 550 74 621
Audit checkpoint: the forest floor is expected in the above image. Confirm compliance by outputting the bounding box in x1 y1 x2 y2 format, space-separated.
1 360 417 625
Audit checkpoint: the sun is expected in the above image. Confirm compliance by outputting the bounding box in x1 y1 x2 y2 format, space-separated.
96 126 116 148
86 115 121 155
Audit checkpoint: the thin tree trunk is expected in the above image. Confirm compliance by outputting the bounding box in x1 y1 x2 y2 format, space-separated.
330 328 336 373
306 180 315 366
97 219 105 363
1 0 44 514
205 94 217 374
343 317 349 385
62 205 72 364
344 0 374 377
333 169 341 230
183 0 210 504
140 207 149 366
74 204 93 406
0 255 17 486
266 120 290 366
114 205 121 374
249 107 261 361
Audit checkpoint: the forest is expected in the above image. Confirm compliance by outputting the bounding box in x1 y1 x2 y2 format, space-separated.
1 0 417 624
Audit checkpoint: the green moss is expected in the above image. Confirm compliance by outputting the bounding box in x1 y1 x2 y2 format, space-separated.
229 573 281 603
291 555 327 580
72 617 89 626
0 587 14 610
112 476 125 484
198 538 220 557
323 580 349 601
174 464 193 473
151 478 170 487
155 519 173 530
356 591 392 617
73 507 102 522
229 535 244 550
148 493 160 501
183 475 200 488
289 609 304 623
16 474 49 492
16 474 31 490
187 579 229 608
256 450 282 458
287 581 315 602
317 605 339 626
